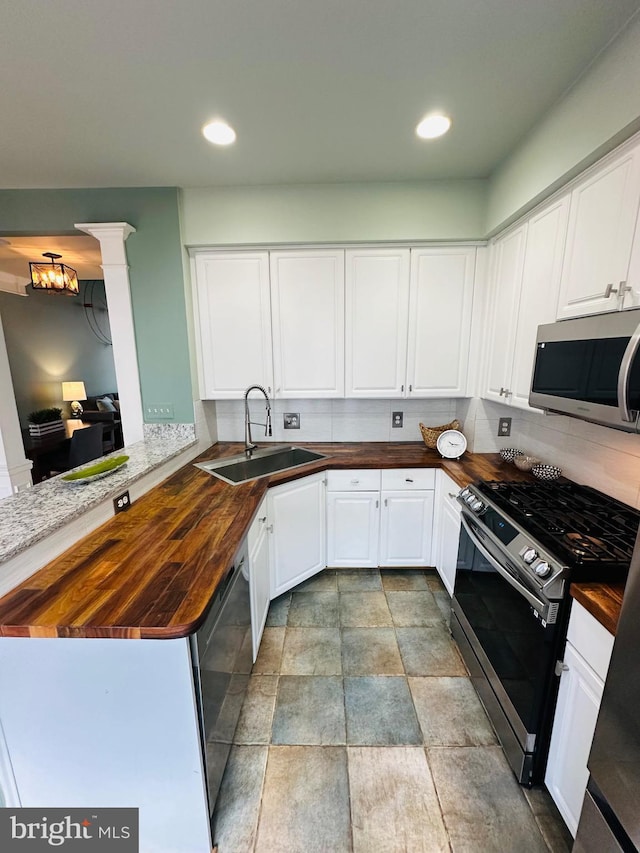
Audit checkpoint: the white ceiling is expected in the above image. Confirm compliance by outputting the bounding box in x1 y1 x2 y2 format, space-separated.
0 236 103 281
1 0 639 189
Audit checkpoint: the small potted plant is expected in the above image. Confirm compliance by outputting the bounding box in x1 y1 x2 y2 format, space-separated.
27 407 64 438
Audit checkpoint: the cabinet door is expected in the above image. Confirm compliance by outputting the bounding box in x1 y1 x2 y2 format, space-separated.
483 224 528 404
268 472 326 597
193 252 273 398
249 519 271 662
345 249 410 397
407 248 475 397
379 490 434 567
270 250 344 397
327 492 380 568
510 196 570 409
545 641 605 837
557 144 640 319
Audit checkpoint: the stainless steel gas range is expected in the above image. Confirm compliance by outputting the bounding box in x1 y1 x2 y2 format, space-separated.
451 479 639 786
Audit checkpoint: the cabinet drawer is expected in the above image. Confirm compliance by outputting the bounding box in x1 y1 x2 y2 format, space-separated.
567 600 614 683
381 468 435 490
326 469 381 492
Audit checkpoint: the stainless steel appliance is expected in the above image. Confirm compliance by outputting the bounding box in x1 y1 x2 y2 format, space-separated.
190 542 252 819
451 480 638 786
530 308 640 432
574 525 640 852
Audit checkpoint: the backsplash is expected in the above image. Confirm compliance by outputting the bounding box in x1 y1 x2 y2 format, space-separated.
214 397 457 444
458 398 640 509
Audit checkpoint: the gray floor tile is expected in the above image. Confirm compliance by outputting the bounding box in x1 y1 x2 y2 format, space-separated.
265 591 291 627
337 569 382 591
433 589 452 622
426 570 447 593
288 591 339 627
345 676 422 745
386 590 444 626
409 676 497 746
272 676 346 745
342 627 404 675
524 787 573 852
381 569 429 590
339 590 393 626
397 626 467 676
294 569 338 592
281 627 342 675
348 746 449 852
429 745 548 852
252 627 285 674
234 675 278 745
256 746 352 853
212 744 268 853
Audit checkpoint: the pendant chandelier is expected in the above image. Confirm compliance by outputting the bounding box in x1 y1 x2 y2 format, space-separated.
29 251 79 296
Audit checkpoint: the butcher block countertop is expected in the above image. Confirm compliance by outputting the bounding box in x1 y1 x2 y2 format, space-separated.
570 582 625 636
0 442 528 640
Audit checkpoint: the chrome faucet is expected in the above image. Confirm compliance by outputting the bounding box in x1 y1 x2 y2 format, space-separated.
244 385 272 456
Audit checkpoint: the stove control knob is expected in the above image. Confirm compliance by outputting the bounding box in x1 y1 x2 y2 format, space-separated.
523 548 538 565
459 488 470 499
535 561 552 578
470 498 484 513
465 493 475 505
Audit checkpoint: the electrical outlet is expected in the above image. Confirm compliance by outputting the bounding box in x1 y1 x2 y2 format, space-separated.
284 413 300 429
113 490 131 514
392 411 403 428
498 417 512 437
145 404 175 420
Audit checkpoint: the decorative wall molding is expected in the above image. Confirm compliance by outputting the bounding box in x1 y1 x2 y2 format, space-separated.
0 271 29 297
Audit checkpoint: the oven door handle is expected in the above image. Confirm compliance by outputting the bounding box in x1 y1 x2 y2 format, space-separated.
460 513 548 619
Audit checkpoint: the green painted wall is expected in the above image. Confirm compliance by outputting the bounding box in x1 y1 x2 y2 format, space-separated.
181 180 487 246
0 188 194 422
487 14 640 234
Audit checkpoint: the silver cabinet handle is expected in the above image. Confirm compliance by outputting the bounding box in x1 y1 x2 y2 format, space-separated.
617 316 640 421
259 516 267 523
384 498 388 507
350 479 360 485
375 499 379 508
499 387 511 397
409 384 413 392
448 492 457 498
401 384 404 392
555 660 569 676
604 283 618 299
405 478 414 483
266 524 274 533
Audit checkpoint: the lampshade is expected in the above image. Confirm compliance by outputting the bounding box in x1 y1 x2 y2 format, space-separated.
29 252 79 296
62 381 87 402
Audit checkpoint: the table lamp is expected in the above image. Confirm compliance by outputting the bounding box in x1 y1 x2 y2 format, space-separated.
62 381 87 418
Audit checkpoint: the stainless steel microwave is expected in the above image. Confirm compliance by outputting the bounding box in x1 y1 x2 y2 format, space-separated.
529 309 640 433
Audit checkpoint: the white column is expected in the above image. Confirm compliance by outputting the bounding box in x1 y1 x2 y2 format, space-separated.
0 313 33 497
75 223 144 446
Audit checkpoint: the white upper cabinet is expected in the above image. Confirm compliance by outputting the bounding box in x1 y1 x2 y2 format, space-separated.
484 223 528 404
270 250 345 397
557 142 640 319
510 195 570 409
345 249 410 397
407 247 476 397
193 252 273 398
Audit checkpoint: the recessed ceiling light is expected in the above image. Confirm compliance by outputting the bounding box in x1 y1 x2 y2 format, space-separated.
202 120 236 146
416 114 451 140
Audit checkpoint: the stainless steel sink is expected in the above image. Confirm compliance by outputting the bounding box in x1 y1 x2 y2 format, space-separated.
195 445 328 485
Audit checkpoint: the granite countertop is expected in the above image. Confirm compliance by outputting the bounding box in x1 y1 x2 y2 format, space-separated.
0 442 523 639
0 426 197 564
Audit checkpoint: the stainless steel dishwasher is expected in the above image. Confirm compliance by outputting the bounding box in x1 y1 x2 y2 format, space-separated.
190 540 252 819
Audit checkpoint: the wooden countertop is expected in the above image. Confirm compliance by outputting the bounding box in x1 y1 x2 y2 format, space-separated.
570 582 625 635
0 443 527 639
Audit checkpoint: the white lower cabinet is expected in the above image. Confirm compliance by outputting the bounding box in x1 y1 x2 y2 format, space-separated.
248 496 270 661
545 601 615 837
433 470 462 595
268 472 326 597
326 468 435 568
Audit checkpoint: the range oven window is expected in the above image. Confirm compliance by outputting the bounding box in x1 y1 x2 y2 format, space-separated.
531 337 640 409
455 524 558 734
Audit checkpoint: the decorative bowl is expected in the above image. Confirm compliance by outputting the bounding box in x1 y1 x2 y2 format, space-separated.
499 448 524 463
514 455 540 472
531 463 562 481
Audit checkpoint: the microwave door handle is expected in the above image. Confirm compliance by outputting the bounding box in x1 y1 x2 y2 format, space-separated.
460 513 548 618
617 320 640 422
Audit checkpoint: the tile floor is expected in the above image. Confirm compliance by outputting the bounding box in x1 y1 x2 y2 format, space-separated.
213 568 573 853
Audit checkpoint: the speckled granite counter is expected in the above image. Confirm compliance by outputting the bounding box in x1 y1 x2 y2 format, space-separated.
0 426 197 564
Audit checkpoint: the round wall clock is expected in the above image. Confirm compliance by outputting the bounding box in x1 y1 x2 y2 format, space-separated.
436 429 467 459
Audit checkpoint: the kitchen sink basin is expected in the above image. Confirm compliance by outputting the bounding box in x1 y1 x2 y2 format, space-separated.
195 445 328 485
